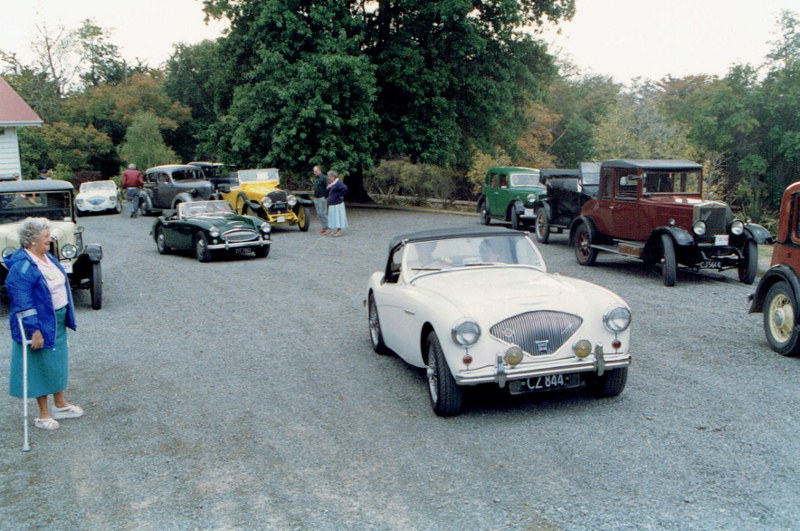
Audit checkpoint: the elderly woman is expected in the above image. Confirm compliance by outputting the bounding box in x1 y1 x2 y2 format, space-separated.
6 217 81 431
326 170 348 237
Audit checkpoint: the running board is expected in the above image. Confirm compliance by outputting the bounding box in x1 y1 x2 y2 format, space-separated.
591 241 644 258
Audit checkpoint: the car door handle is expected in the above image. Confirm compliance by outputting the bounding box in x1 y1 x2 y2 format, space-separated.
404 309 415 315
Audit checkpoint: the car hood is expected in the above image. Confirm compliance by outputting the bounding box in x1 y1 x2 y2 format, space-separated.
77 189 116 200
411 267 625 320
185 214 259 229
238 181 281 194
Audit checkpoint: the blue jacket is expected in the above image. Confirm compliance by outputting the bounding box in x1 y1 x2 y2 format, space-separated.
5 248 76 347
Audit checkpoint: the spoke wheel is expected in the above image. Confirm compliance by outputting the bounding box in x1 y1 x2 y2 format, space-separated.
574 222 597 266
426 330 463 416
534 208 550 243
764 281 800 356
297 206 310 232
368 294 389 355
738 239 758 284
155 226 170 255
194 233 212 262
661 234 677 287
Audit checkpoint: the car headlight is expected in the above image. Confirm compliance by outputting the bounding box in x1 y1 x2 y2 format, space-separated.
2 246 16 259
730 219 745 235
261 197 273 208
692 220 706 236
108 195 116 201
504 345 524 366
61 244 77 259
209 228 220 238
260 222 271 233
603 306 631 333
526 193 537 203
287 195 298 207
76 198 84 205
451 319 480 346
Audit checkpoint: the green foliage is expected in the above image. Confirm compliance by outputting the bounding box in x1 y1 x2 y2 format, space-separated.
118 112 178 169
76 19 128 87
368 158 455 201
35 122 115 175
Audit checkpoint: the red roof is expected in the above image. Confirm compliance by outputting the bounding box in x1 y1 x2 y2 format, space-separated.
0 77 42 126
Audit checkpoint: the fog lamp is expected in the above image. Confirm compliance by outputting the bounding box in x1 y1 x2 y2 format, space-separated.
210 228 220 238
730 220 745 235
504 345 524 366
573 339 592 358
692 220 706 236
61 244 77 259
462 353 473 366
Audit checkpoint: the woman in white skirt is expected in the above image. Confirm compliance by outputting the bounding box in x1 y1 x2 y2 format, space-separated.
326 170 348 237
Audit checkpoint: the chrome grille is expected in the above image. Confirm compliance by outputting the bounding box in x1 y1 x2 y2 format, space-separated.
268 190 287 202
222 229 258 243
695 203 728 236
490 311 583 356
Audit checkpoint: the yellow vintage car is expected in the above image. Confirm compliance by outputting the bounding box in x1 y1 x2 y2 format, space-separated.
218 168 312 231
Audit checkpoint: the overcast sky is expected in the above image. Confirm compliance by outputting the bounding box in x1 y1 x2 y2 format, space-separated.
1 0 799 83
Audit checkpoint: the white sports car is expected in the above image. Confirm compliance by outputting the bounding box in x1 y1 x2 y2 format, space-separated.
366 227 632 416
75 180 121 214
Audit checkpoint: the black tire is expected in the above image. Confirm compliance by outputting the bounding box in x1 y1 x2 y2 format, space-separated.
368 294 389 355
426 330 463 416
738 239 758 285
763 281 800 356
253 245 270 258
661 234 676 287
479 200 491 225
236 194 249 215
114 200 122 214
138 199 148 217
194 232 212 262
510 207 522 230
574 222 597 266
90 262 102 310
297 206 310 232
534 208 550 244
587 367 628 398
155 226 170 255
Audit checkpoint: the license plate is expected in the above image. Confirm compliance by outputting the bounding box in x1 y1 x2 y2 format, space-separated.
276 216 286 223
714 234 729 246
508 373 581 395
524 208 534 216
698 260 722 269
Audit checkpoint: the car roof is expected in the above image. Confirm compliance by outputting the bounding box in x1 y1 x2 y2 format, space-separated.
600 159 703 170
0 179 74 193
145 164 201 173
487 166 539 174
389 226 525 251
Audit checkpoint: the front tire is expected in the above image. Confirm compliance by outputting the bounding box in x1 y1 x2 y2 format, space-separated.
155 226 170 255
368 294 389 355
253 245 270 258
90 262 102 310
738 239 758 285
587 367 628 397
297 206 310 232
479 200 491 225
661 234 677 287
510 207 522 230
236 194 249 215
764 281 800 356
534 208 550 243
194 233 212 262
426 331 463 416
138 199 148 217
574 222 597 266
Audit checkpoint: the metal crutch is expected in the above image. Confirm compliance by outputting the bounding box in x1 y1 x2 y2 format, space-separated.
17 309 36 452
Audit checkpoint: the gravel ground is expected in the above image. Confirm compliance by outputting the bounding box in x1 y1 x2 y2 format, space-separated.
0 206 798 530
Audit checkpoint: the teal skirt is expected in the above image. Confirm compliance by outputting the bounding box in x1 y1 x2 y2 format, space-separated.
8 307 69 398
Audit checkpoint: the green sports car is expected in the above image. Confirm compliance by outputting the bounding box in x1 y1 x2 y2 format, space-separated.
151 200 272 262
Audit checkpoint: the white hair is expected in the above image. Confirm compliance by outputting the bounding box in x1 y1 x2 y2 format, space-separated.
18 217 51 248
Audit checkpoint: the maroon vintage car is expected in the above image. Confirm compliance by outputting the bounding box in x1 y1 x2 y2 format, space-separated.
569 159 771 286
749 181 800 356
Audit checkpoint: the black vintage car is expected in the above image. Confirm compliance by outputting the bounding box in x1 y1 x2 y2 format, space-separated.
139 164 214 216
533 162 600 244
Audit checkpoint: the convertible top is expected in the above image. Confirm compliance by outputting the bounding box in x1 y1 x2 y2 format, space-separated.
0 179 74 193
601 159 703 171
389 226 524 251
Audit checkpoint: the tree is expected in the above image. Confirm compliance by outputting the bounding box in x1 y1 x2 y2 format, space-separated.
75 19 130 87
119 112 178 169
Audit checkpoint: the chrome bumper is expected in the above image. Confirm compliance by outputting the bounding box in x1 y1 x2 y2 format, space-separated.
208 239 271 251
455 344 631 387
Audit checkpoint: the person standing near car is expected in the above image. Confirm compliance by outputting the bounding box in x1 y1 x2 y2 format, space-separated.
6 217 82 431
312 165 330 234
121 163 144 218
326 170 348 237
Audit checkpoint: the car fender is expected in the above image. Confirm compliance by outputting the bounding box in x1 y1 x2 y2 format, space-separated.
534 201 551 221
749 264 800 313
568 215 597 246
140 191 154 211
172 193 195 208
476 194 487 213
85 243 102 262
509 200 526 220
745 223 773 245
296 196 314 207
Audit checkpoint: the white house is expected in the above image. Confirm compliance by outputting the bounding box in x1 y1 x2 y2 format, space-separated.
0 77 43 179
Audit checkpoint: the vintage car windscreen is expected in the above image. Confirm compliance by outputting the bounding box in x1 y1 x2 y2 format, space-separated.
510 173 539 187
80 181 116 192
0 191 73 222
172 169 201 181
404 235 545 278
238 169 279 183
642 171 702 194
178 200 234 219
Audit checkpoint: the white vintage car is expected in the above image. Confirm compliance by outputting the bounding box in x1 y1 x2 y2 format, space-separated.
75 180 121 214
366 227 632 416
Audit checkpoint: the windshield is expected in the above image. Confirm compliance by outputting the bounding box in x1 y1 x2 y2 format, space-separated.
80 181 116 192
510 173 541 187
579 162 600 185
0 191 74 222
172 169 202 181
403 234 545 279
642 170 702 194
178 200 234 219
238 169 279 184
